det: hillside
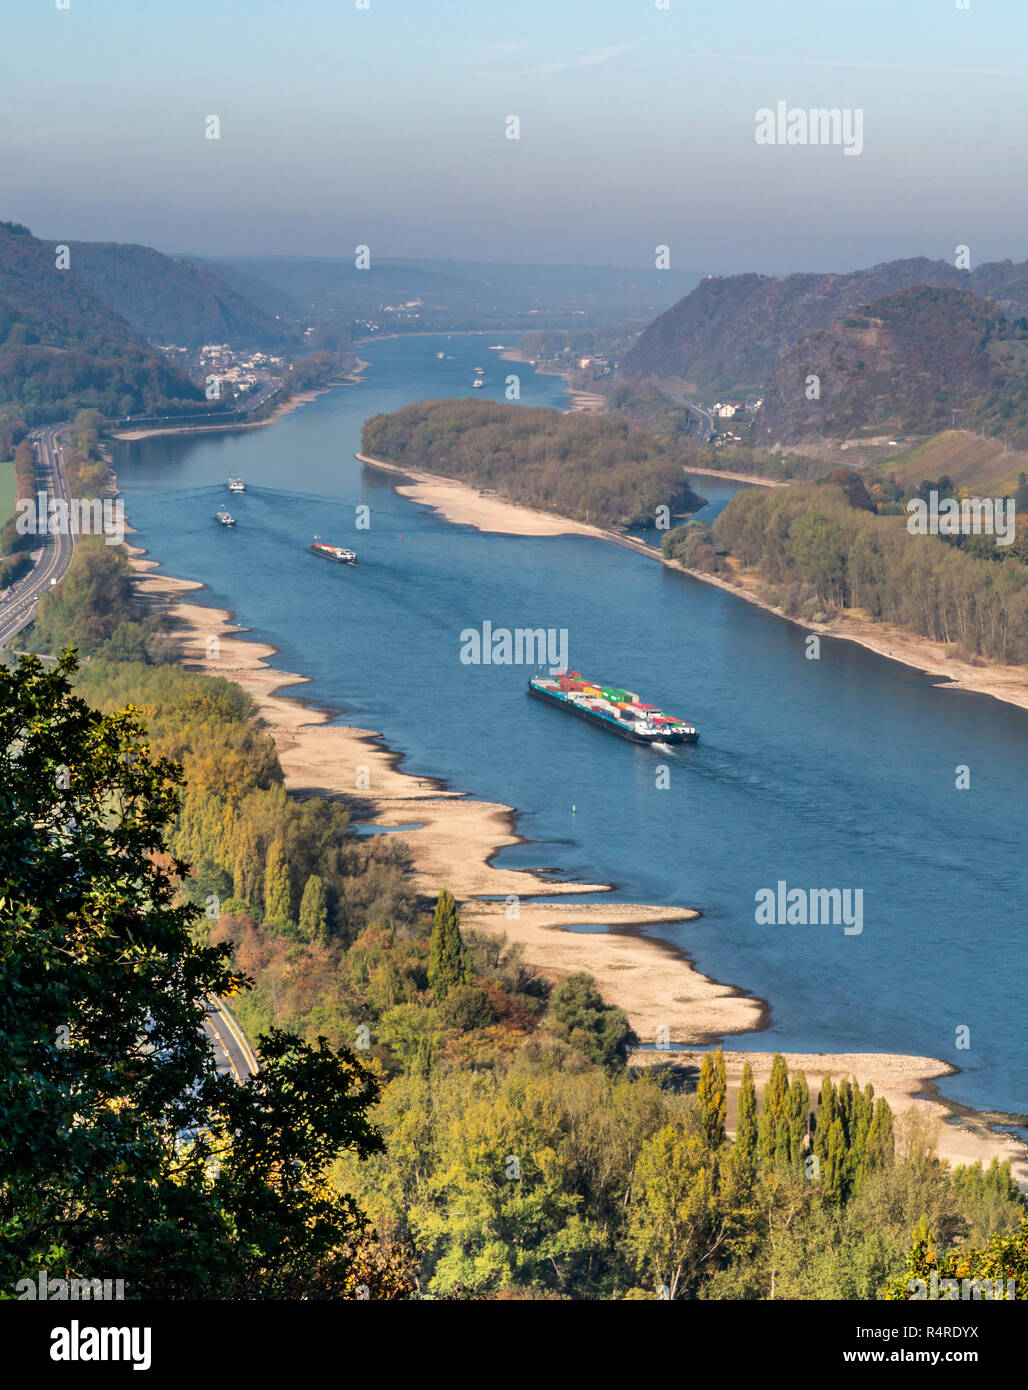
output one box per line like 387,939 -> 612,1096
619,257 -> 1028,396
0,221 -> 204,425
361,397 -> 704,528
63,241 -> 300,350
753,286 -> 1028,452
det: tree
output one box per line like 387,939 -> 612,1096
298,873 -> 328,944
427,888 -> 470,999
263,838 -> 292,925
758,1053 -> 791,1170
697,1046 -> 727,1148
547,972 -> 636,1070
628,1125 -> 735,1299
232,827 -> 262,907
0,652 -> 389,1297
733,1062 -> 758,1186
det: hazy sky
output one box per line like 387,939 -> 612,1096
4,0 -> 1027,275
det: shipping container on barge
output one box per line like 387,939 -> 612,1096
527,671 -> 698,744
310,536 -> 357,564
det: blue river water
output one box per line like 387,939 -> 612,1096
113,332 -> 1028,1118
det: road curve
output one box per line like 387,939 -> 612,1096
203,996 -> 260,1083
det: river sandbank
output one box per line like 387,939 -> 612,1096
124,538 -> 1028,1182
356,452 -> 1028,715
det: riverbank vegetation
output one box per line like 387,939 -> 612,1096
8,542 -> 1024,1299
709,478 -> 1028,661
362,398 -> 704,528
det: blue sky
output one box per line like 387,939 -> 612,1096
4,0 -> 1027,273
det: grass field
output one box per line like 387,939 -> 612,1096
881,430 -> 1028,495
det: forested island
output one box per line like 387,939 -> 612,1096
361,398 -> 705,528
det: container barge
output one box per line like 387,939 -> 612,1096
527,671 -> 698,744
310,536 -> 357,564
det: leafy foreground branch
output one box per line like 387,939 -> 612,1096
0,651 -> 411,1299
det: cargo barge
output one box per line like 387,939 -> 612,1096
310,536 -> 357,564
527,671 -> 698,744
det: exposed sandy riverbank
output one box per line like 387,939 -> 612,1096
126,545 -> 760,1047
125,541 -> 1028,1182
357,452 -> 1028,715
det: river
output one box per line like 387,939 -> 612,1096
113,331 -> 1028,1120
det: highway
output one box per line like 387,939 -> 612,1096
203,996 -> 260,1083
0,425 -> 75,650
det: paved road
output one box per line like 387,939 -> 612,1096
0,425 -> 75,649
203,997 -> 260,1083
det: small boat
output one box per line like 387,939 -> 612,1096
471,380 -> 484,388
310,536 -> 356,564
474,366 -> 484,374
216,511 -> 236,527
436,352 -> 445,359
227,477 -> 245,493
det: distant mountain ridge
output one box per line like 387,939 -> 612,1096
754,285 -> 1028,451
619,257 -> 1028,395
61,241 -> 300,350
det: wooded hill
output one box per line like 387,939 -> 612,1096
61,240 -> 301,350
0,221 -> 205,425
620,256 -> 1028,397
754,286 -> 1028,452
361,398 -> 704,528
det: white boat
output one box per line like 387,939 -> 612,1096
216,511 -> 236,527
436,352 -> 445,359
227,477 -> 245,493
472,380 -> 484,388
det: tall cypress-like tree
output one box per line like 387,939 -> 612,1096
733,1062 -> 758,1187
264,839 -> 292,924
233,829 -> 262,907
697,1047 -> 727,1148
823,1116 -> 850,1205
428,888 -> 470,999
298,873 -> 329,944
757,1053 -> 791,1170
784,1073 -> 810,1164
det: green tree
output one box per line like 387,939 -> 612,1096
547,972 -> 636,1070
232,827 -> 263,907
298,873 -> 328,944
628,1125 -> 734,1299
733,1062 -> 758,1187
427,888 -> 470,999
0,652 -> 387,1298
697,1046 -> 727,1148
263,838 -> 292,925
758,1053 -> 791,1170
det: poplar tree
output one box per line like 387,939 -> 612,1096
733,1062 -> 758,1186
264,839 -> 292,924
233,830 -> 262,907
298,873 -> 328,944
428,888 -> 470,999
758,1053 -> 791,1170
823,1117 -> 851,1205
785,1073 -> 810,1165
696,1047 -> 727,1148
